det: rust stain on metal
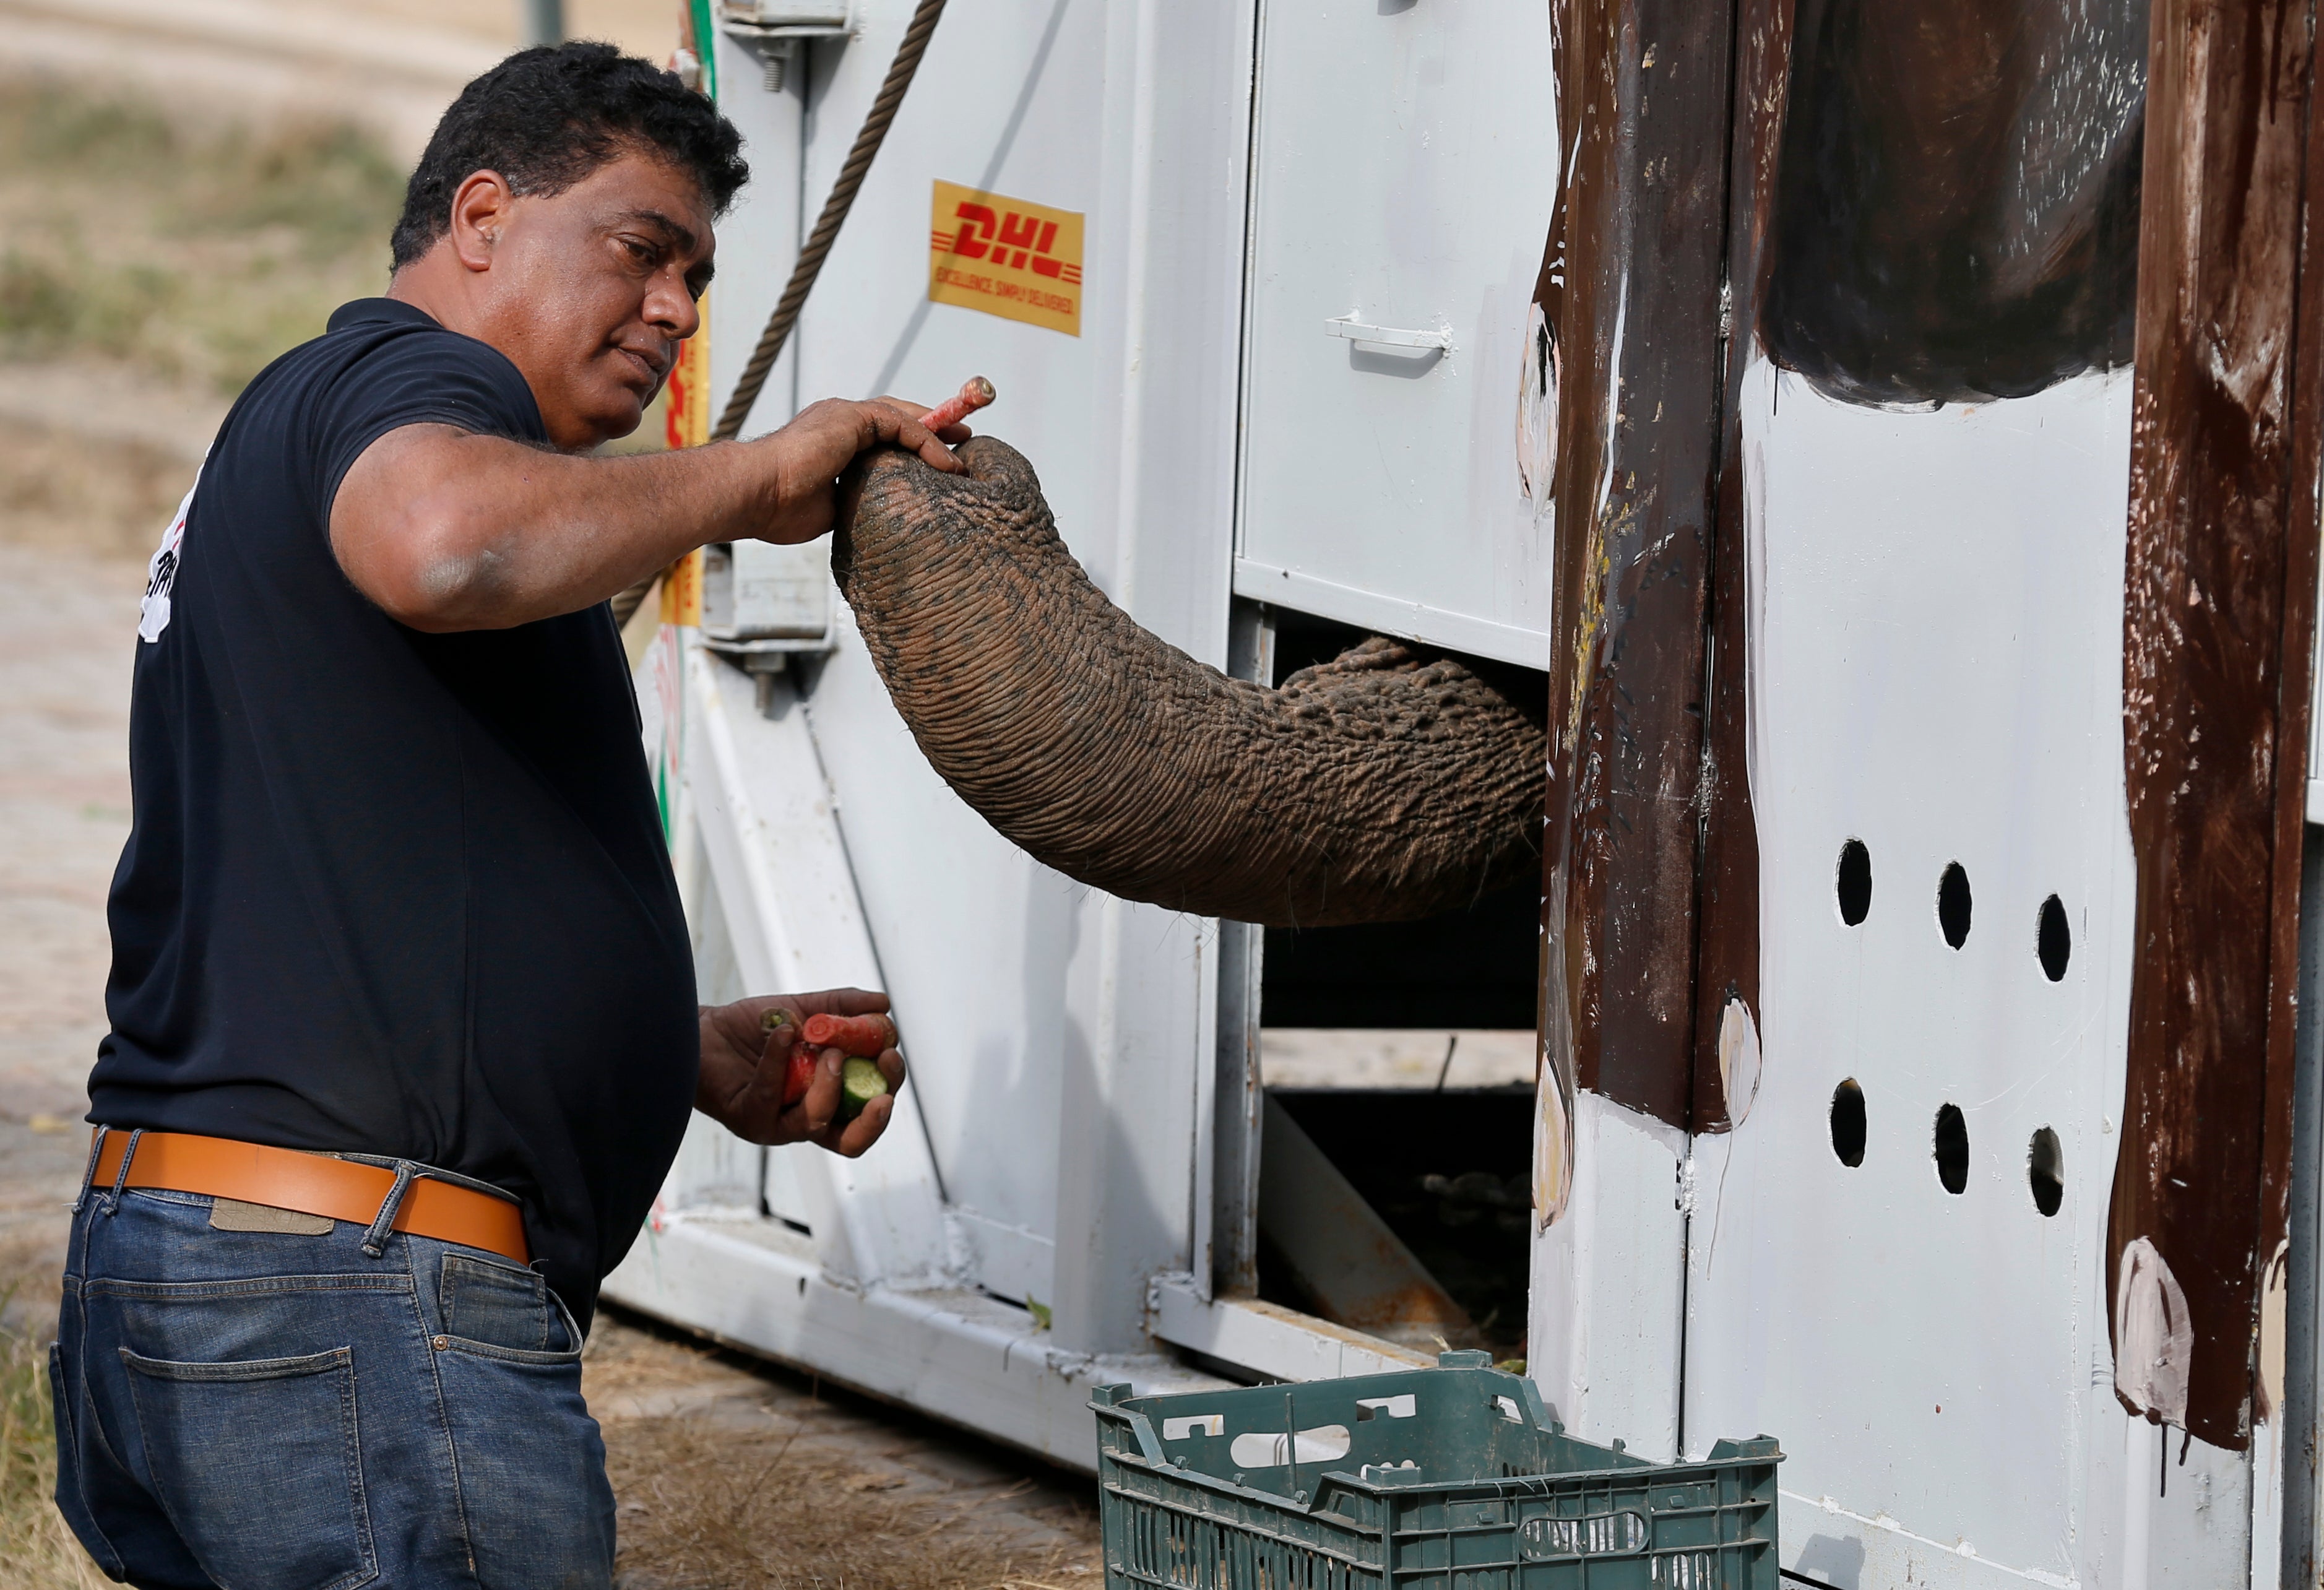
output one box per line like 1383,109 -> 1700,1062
1540,0 -> 1738,1129
2112,0 -> 2318,1451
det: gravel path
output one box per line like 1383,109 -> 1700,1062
0,545 -> 140,1324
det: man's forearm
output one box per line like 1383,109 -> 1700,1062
333,426 -> 787,633
330,395 -> 954,633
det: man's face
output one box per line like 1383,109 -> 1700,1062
469,150 -> 717,450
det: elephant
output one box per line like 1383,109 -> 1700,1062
832,436 -> 1547,928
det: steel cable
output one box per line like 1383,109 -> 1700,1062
712,0 -> 951,443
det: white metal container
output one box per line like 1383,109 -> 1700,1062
602,4 -> 2323,1586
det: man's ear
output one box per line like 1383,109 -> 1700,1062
447,171 -> 515,274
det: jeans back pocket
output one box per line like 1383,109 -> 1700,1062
121,1345 -> 377,1590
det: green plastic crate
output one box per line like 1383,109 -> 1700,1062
1091,1351 -> 1780,1590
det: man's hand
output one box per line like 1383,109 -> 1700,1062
753,397 -> 968,546
694,988 -> 905,1156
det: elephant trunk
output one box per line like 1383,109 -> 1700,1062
833,437 -> 1546,927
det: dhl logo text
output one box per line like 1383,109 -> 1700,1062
931,203 -> 1084,286
927,181 -> 1084,337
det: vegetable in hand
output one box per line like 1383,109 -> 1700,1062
763,1009 -> 820,1108
781,1042 -> 817,1107
801,1012 -> 897,1055
766,1007 -> 896,1114
922,376 -> 995,434
840,1056 -> 891,1120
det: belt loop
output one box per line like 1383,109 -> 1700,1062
73,1126 -> 108,1214
102,1128 -> 142,1216
360,1162 -> 418,1258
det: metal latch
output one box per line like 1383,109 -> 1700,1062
717,0 -> 851,25
700,540 -> 835,657
1324,314 -> 1453,353
718,1 -> 853,92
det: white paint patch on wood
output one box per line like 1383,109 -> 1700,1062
1717,996 -> 1762,1129
2114,1235 -> 2193,1425
1534,1039 -> 1575,1229
2257,1237 -> 2289,1425
1516,299 -> 1559,509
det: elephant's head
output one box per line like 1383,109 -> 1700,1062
834,437 -> 1546,927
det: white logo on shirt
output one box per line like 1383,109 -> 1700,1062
139,467 -> 202,644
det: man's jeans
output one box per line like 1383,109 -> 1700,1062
49,1173 -> 615,1589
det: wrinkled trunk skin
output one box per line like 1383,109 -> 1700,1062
834,438 -> 1547,927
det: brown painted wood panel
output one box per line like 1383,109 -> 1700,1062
2112,0 -> 2318,1451
1539,0 -> 1738,1129
2265,0 -> 2324,1438
1688,0 -> 1792,1132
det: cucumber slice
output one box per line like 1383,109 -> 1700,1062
840,1056 -> 891,1120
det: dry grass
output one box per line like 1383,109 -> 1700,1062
0,426 -> 196,561
587,1323 -> 1103,1590
0,1314 -> 106,1590
605,1413 -> 1101,1590
0,76 -> 404,563
0,78 -> 404,397
0,1240 -> 105,1590
0,73 -> 677,564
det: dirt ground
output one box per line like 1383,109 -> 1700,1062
0,15 -> 1109,1586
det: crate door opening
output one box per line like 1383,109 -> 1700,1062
1253,615 -> 1542,1360
1236,0 -> 1558,668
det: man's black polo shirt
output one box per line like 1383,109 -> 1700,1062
92,298 -> 699,1326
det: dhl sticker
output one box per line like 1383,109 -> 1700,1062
928,180 -> 1083,337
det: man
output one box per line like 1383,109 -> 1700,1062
51,43 -> 955,1587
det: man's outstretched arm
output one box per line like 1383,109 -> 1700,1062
330,396 -> 961,633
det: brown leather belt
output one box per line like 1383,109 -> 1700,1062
89,1130 -> 529,1265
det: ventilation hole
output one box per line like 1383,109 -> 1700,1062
1933,1104 -> 1969,1194
1829,1079 -> 1867,1167
1937,863 -> 1972,948
1836,839 -> 1872,926
2037,895 -> 2070,981
2028,1127 -> 2064,1216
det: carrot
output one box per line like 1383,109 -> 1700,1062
922,376 -> 995,433
802,1012 -> 897,1055
781,1040 -> 818,1108
763,1009 -> 824,1108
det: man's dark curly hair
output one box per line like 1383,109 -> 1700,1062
391,41 -> 749,269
